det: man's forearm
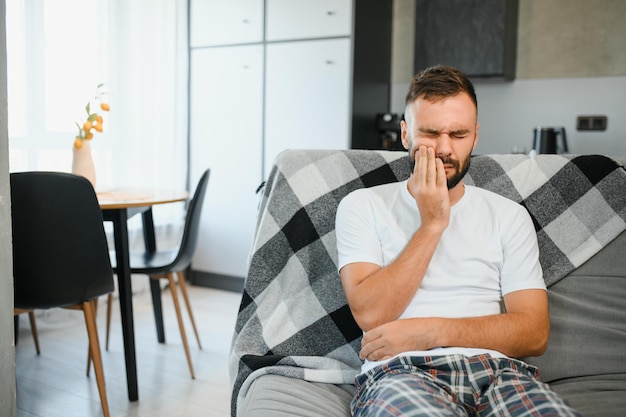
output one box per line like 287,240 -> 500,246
359,289 -> 550,361
430,311 -> 549,358
341,224 -> 444,331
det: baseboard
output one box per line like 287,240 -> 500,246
188,269 -> 244,293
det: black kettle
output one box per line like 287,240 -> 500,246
533,127 -> 568,154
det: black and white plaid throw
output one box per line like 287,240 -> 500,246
229,149 -> 626,416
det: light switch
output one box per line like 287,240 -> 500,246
577,115 -> 607,131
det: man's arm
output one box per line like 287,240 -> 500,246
340,224 -> 443,332
358,288 -> 550,360
340,146 -> 449,332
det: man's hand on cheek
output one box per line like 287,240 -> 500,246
407,146 -> 450,230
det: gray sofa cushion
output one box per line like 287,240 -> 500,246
548,376 -> 626,417
238,374 -> 353,417
525,231 -> 626,416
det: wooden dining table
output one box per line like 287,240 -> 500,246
97,188 -> 189,401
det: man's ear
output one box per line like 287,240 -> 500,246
401,119 -> 410,150
472,122 -> 480,150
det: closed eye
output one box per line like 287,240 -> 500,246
417,128 -> 439,138
450,130 -> 470,139
417,128 -> 471,139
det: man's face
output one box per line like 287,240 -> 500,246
400,93 -> 479,190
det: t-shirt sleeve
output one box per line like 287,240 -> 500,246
335,190 -> 384,272
499,204 -> 546,295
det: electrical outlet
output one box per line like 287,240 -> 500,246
577,115 -> 607,131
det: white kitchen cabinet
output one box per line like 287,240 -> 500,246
189,1 -> 392,285
265,0 -> 352,41
264,38 -> 351,177
189,45 -> 263,278
190,0 -> 263,47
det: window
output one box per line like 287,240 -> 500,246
7,0 -> 189,239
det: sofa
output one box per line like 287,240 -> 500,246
230,149 -> 626,417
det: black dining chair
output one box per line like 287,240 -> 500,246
11,171 -> 114,417
104,168 -> 210,379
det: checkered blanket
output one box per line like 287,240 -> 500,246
229,149 -> 626,416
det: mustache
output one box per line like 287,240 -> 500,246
439,156 -> 460,169
410,155 -> 460,170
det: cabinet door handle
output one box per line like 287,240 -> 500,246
325,60 -> 334,65
327,11 -> 336,16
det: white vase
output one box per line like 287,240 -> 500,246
72,140 -> 97,189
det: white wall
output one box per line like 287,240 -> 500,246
391,75 -> 626,157
391,0 -> 626,158
0,0 -> 17,412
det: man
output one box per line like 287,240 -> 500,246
335,65 -> 580,416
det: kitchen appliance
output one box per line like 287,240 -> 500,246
533,127 -> 568,154
375,113 -> 404,150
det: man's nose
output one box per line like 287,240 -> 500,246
436,135 -> 453,156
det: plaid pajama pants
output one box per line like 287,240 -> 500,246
352,354 -> 582,417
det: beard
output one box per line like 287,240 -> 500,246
409,151 -> 471,190
443,154 -> 470,189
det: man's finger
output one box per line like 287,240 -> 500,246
436,158 -> 447,187
416,146 -> 427,182
426,147 -> 437,184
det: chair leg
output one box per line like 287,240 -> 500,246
87,299 -> 98,376
68,301 -> 109,417
14,309 -> 41,355
86,350 -> 91,377
86,297 -> 101,377
92,292 -> 113,378
83,299 -> 111,417
105,293 -> 113,351
176,271 -> 202,349
27,311 -> 41,355
166,273 -> 195,379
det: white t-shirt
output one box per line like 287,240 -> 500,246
335,180 -> 545,372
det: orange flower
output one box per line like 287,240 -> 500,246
74,84 -> 110,149
74,137 -> 83,149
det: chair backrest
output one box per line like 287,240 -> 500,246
11,172 -> 114,309
169,168 -> 210,270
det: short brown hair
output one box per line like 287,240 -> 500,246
405,65 -> 477,112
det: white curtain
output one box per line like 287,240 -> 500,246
6,0 -> 189,238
